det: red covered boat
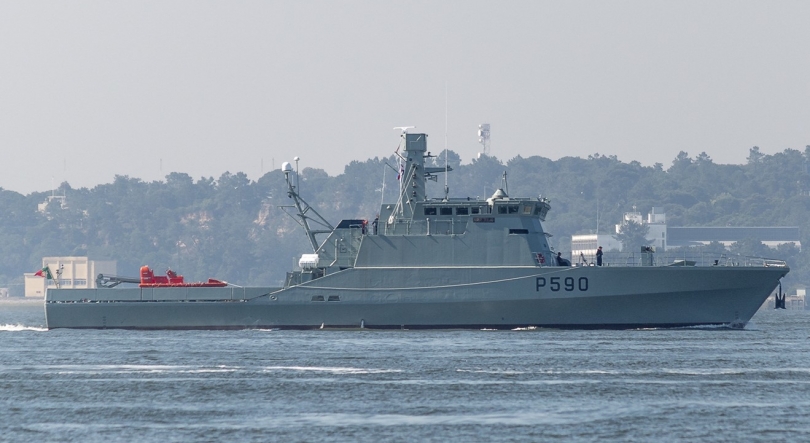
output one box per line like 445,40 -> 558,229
139,266 -> 226,288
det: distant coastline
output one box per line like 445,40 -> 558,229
0,297 -> 43,304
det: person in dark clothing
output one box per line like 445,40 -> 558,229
556,252 -> 570,266
372,215 -> 379,235
596,246 -> 603,266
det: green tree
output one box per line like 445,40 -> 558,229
747,146 -> 764,164
615,220 -> 650,252
728,238 -> 772,258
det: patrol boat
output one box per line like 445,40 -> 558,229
44,131 -> 789,330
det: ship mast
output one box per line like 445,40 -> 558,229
280,161 -> 334,252
390,130 -> 454,221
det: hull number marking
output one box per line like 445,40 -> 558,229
536,277 -> 588,292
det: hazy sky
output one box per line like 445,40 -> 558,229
2,1 -> 809,194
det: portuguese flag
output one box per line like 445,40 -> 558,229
34,266 -> 54,279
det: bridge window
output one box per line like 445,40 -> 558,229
440,207 -> 452,216
328,295 -> 341,302
471,207 -> 480,214
497,205 -> 519,214
424,207 -> 437,215
311,295 -> 325,302
456,207 -> 469,215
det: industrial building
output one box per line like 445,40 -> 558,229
24,257 -> 116,298
571,207 -> 800,262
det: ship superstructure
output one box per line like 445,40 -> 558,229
284,132 -> 554,288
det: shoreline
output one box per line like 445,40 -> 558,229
0,297 -> 43,305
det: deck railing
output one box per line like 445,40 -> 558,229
573,251 -> 788,268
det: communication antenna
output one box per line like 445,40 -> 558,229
380,163 -> 386,208
444,82 -> 449,200
478,123 -> 491,157
596,196 -> 600,235
294,156 -> 300,192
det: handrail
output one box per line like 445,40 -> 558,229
574,251 -> 788,268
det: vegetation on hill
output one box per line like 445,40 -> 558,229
1,146 -> 807,295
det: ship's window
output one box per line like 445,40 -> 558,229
509,229 -> 529,234
471,207 -> 480,214
440,207 -> 452,215
456,207 -> 469,215
328,295 -> 340,302
311,295 -> 325,302
523,205 -> 533,214
498,206 -> 507,214
508,205 -> 519,214
424,207 -> 437,215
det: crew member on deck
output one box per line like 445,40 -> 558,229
596,246 -> 603,266
556,252 -> 570,267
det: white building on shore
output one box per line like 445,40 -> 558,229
24,257 -> 116,298
571,207 -> 800,262
570,234 -> 621,265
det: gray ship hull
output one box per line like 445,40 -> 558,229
45,265 -> 787,330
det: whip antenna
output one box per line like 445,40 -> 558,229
444,82 -> 449,200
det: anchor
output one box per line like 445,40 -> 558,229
774,281 -> 786,310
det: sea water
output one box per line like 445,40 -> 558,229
1,299 -> 809,442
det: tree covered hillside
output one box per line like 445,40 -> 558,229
1,146 -> 807,295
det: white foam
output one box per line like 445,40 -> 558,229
456,368 -> 528,375
49,364 -> 241,374
258,410 -> 584,427
0,324 -> 47,332
262,366 -> 402,374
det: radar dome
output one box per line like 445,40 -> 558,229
281,162 -> 293,173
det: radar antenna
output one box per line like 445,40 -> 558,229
393,126 -> 416,135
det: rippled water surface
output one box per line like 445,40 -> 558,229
2,299 -> 810,442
